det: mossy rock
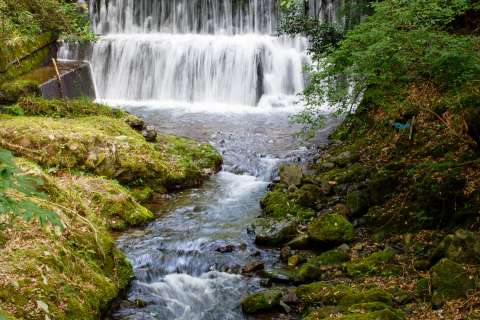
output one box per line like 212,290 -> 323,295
432,229 -> 480,264
295,282 -> 393,307
307,214 -> 354,245
430,258 -> 475,306
345,248 -> 401,278
58,175 -> 155,231
318,163 -> 367,184
279,164 -> 303,187
296,249 -> 350,283
0,80 -> 40,105
0,114 -> 221,191
254,218 -> 299,246
261,188 -> 315,220
241,290 -> 283,314
346,189 -> 370,217
330,151 -> 359,167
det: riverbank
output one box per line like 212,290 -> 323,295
0,96 -> 222,319
243,102 -> 480,319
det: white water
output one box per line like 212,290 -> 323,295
59,0 -> 315,109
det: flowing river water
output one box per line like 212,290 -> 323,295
60,0 -> 339,318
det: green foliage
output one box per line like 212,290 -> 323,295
294,0 -> 480,131
0,0 -> 94,70
0,149 -> 60,225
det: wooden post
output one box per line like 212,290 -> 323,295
51,58 -> 65,99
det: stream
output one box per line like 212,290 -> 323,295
59,0 -> 339,318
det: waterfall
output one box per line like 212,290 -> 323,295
60,0 -> 311,109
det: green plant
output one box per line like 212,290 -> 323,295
0,148 -> 61,225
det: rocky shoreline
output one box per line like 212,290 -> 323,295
0,96 -> 222,319
240,108 -> 480,319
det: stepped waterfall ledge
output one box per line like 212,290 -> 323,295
59,0 -> 312,108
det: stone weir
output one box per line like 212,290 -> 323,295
38,60 -> 97,100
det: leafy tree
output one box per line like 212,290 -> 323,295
0,148 -> 61,226
288,0 -> 480,133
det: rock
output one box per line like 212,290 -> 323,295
346,248 -> 401,278
367,175 -> 396,205
295,249 -> 350,283
254,218 -> 299,246
242,261 -> 265,273
280,246 -> 290,262
334,203 -> 350,216
286,234 -> 310,249
288,255 -> 301,268
215,245 -> 235,253
331,151 -> 359,167
262,268 -> 295,284
125,116 -> 146,131
241,290 -> 283,314
279,164 -> 303,187
430,258 -> 475,307
432,229 -> 480,264
337,243 -> 351,253
317,161 -> 336,172
346,189 -> 370,217
142,125 -> 158,142
307,213 -> 354,245
260,189 -> 315,219
295,282 -> 393,307
294,184 -> 324,208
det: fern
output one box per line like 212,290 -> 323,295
0,148 -> 61,226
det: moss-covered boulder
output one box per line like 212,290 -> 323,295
0,80 -> 40,105
307,213 -> 354,245
279,164 -> 303,187
432,229 -> 480,264
346,189 -> 370,217
0,114 -> 221,191
295,281 -> 393,307
254,218 -> 299,246
58,175 -> 155,231
241,290 -> 283,314
430,258 -> 475,306
345,248 -> 401,278
296,249 -> 350,283
261,188 -> 315,219
330,151 -> 359,167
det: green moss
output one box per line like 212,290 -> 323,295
0,114 -> 221,191
241,290 -> 283,314
337,309 -> 403,320
295,282 -> 393,307
296,249 -> 350,283
345,248 -> 401,278
430,258 -> 475,306
261,188 -> 315,219
317,163 -> 367,184
0,80 -> 40,105
0,160 -> 134,319
60,175 -> 155,231
16,97 -> 126,118
307,213 -> 354,244
161,135 -> 222,188
0,33 -> 54,84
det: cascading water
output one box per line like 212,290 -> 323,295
60,0 -> 310,108
60,0 -> 340,319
